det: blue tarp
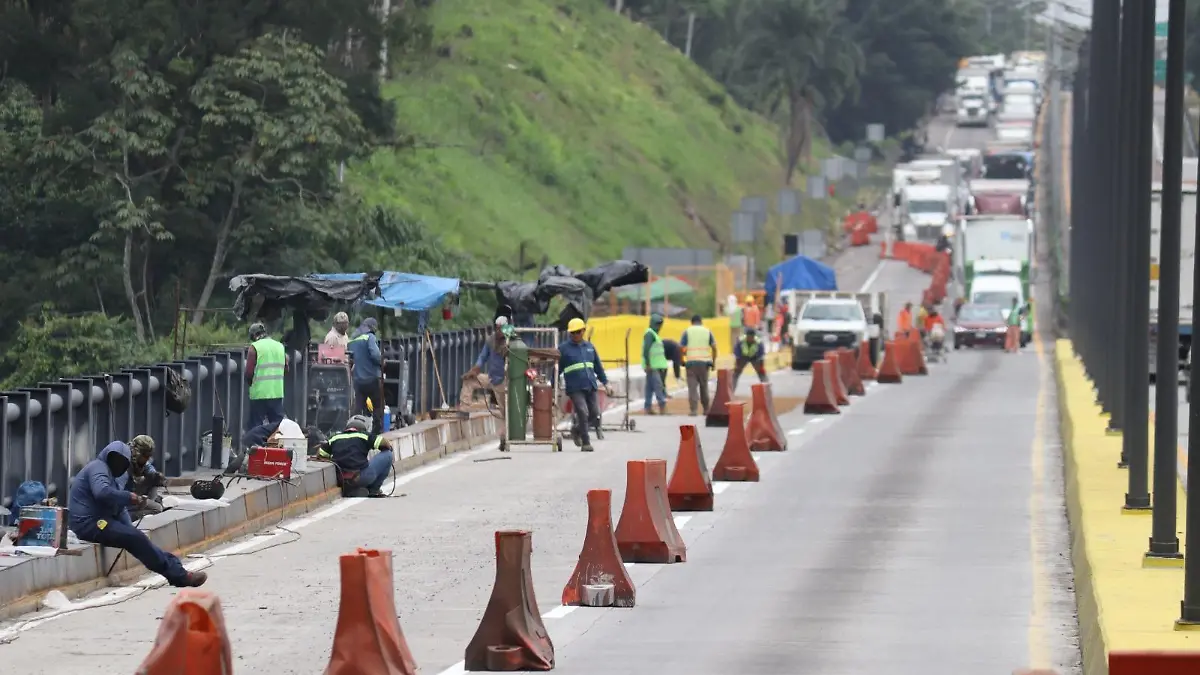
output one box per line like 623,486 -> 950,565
310,272 -> 460,313
764,256 -> 838,300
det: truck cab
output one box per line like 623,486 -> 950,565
902,183 -> 954,242
965,260 -> 1032,346
785,292 -> 886,370
956,93 -> 989,127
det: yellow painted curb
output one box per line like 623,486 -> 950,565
1055,340 -> 1200,675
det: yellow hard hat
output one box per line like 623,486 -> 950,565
744,295 -> 754,303
567,318 -> 586,333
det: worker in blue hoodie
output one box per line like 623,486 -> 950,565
347,317 -> 385,433
69,441 -> 207,587
559,318 -> 612,452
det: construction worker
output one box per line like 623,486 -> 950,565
245,323 -> 288,431
896,302 -> 914,334
322,415 -> 393,498
743,295 -> 762,332
642,313 -> 669,414
731,328 -> 768,392
559,318 -> 612,452
1005,298 -> 1024,353
725,295 -> 743,347
916,303 -> 931,338
463,317 -> 511,417
123,435 -> 166,520
680,315 -> 717,416
324,312 -> 351,349
347,317 -> 385,433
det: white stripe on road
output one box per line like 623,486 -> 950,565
859,259 -> 886,293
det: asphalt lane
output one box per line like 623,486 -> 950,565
0,117 -> 1081,674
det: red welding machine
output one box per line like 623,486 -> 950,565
245,446 -> 293,480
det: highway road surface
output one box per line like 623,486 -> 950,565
0,116 -> 1082,674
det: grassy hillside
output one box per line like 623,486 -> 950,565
351,0 -> 845,270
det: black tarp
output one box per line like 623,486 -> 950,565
483,260 -> 649,329
574,260 -> 649,297
230,274 -> 382,323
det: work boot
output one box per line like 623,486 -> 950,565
644,408 -> 656,415
581,443 -> 595,452
594,426 -> 605,441
367,489 -> 386,498
180,571 -> 208,588
657,402 -> 667,415
571,429 -> 582,447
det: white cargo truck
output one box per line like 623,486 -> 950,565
1148,177 -> 1197,379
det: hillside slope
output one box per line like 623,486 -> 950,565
352,0 -> 835,270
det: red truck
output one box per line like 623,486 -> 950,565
971,191 -> 1025,216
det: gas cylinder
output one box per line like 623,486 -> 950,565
505,336 -> 529,440
531,380 -> 554,440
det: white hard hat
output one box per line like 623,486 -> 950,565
495,316 -> 509,326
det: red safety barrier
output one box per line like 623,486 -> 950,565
876,341 -> 904,384
667,425 -> 715,510
614,459 -> 687,563
712,401 -> 760,481
747,383 -> 787,451
326,549 -> 419,675
823,355 -> 850,406
562,489 -> 636,608
705,368 -> 734,428
836,348 -> 865,396
1110,651 -> 1200,674
857,340 -> 878,380
464,531 -> 555,671
803,361 -> 841,414
850,227 -> 870,247
136,590 -> 235,675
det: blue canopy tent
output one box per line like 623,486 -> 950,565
763,255 -> 838,302
310,272 -> 461,316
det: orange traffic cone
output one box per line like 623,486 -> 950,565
614,459 -> 687,563
857,341 -> 877,381
712,401 -> 760,481
747,383 -> 787,451
135,590 -> 234,675
667,425 -> 714,510
464,531 -> 555,671
325,549 -> 418,675
876,341 -> 903,384
803,361 -> 841,413
562,489 -> 636,608
705,369 -> 734,428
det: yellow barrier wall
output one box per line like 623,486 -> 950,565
587,315 -> 734,367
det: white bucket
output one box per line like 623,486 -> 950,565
281,438 -> 307,474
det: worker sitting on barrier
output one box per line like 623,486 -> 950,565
124,435 -> 167,520
322,415 -> 394,498
69,441 -> 206,587
560,318 -> 612,452
731,328 -> 768,392
462,316 -> 512,417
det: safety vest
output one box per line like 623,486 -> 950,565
729,307 -> 743,328
738,338 -> 761,360
562,361 -> 595,375
645,329 -> 669,369
322,430 -> 386,470
683,325 -> 713,363
249,337 -> 286,400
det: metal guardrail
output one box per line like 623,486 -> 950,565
0,324 -> 561,510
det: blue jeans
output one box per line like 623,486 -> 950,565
644,369 -> 667,410
246,397 -> 285,431
356,451 -> 394,491
74,518 -> 190,586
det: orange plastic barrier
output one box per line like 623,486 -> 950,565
857,340 -> 878,380
836,348 -> 865,395
1110,652 -> 1200,674
562,489 -> 636,608
747,383 -> 787,451
823,355 -> 850,406
803,361 -> 841,414
892,240 -> 910,261
326,549 -> 418,675
705,368 -> 734,428
876,341 -> 904,384
849,227 -> 870,246
712,401 -> 760,481
136,590 -> 234,675
464,531 -> 555,671
615,459 -> 687,563
667,425 -> 715,509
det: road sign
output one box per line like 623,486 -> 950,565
866,124 -> 885,142
806,175 -> 827,200
777,188 -> 800,216
822,157 -> 845,181
730,210 -> 760,243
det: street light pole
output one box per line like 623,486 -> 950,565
1149,0 -> 1186,559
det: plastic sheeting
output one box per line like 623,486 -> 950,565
311,272 -> 461,313
485,260 -> 650,329
764,256 -> 838,301
230,273 -> 382,322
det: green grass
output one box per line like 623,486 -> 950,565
350,0 -> 851,272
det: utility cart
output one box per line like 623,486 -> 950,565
500,327 -> 567,452
587,326 -> 636,432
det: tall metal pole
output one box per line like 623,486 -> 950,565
1122,0 -> 1154,510
1149,0 -> 1186,558
1089,0 -> 1117,415
1112,0 -> 1133,447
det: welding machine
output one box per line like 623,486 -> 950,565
245,446 -> 293,481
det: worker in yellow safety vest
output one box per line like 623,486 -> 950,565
731,328 -> 768,392
642,313 -> 669,414
680,315 -> 717,416
245,323 -> 288,431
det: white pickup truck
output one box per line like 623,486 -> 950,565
782,291 -> 888,370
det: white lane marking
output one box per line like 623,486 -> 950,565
436,664 -> 467,675
673,515 -> 693,529
859,260 -> 886,293
788,428 -> 806,436
712,482 -> 731,494
542,605 -> 578,620
810,418 -> 825,425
